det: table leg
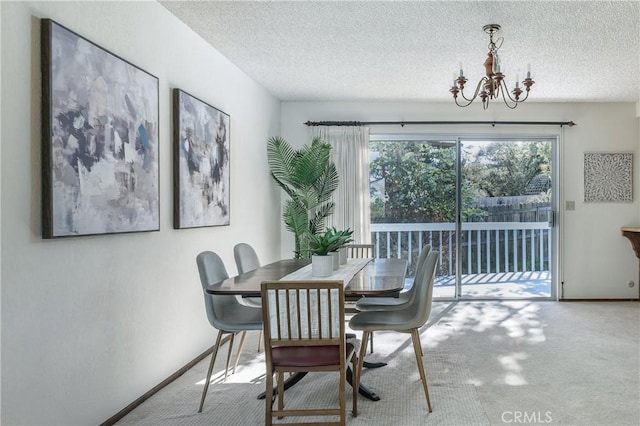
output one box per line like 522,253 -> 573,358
362,360 -> 387,369
257,372 -> 308,400
345,365 -> 380,401
257,365 -> 383,402
257,334 -> 388,401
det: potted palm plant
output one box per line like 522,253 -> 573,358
267,136 -> 338,259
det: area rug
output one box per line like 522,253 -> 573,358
116,322 -> 489,425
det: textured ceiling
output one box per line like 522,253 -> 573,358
162,1 -> 640,103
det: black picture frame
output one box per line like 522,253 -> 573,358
173,89 -> 231,229
41,19 -> 160,238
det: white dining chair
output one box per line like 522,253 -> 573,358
195,250 -> 263,413
349,251 -> 439,412
233,243 -> 264,351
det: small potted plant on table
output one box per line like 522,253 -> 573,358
331,228 -> 354,265
309,228 -> 354,275
309,229 -> 344,277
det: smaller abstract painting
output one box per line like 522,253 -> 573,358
173,89 -> 230,229
584,152 -> 633,202
41,19 -> 160,238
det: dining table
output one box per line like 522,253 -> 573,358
205,257 -> 408,401
205,257 -> 407,298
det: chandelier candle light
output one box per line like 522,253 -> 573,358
450,24 -> 534,109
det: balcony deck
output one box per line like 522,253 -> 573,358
431,270 -> 552,298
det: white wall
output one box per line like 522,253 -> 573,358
1,1 -> 281,424
281,101 -> 640,299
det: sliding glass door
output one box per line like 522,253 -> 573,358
458,138 -> 554,299
369,136 -> 458,298
369,135 -> 556,300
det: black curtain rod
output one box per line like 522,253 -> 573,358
304,120 -> 576,127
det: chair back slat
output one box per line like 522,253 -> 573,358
317,288 -> 324,339
275,290 -> 282,339
295,289 -> 301,339
306,289 -> 313,339
285,291 -> 292,339
327,289 -> 333,339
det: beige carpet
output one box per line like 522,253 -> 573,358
114,301 -> 640,425
116,316 -> 489,425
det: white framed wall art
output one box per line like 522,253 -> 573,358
584,152 -> 633,202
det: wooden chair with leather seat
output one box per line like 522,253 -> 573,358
260,280 -> 359,426
344,243 -> 374,259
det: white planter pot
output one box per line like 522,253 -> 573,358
330,252 -> 340,271
312,255 -> 333,277
339,247 -> 347,265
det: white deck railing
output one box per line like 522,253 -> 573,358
370,222 -> 551,276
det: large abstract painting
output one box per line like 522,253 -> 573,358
41,19 -> 159,238
173,89 -> 230,229
584,152 -> 633,202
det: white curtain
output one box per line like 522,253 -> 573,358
311,126 -> 371,244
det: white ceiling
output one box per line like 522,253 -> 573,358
161,0 -> 640,103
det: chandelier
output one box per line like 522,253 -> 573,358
450,24 -> 534,109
